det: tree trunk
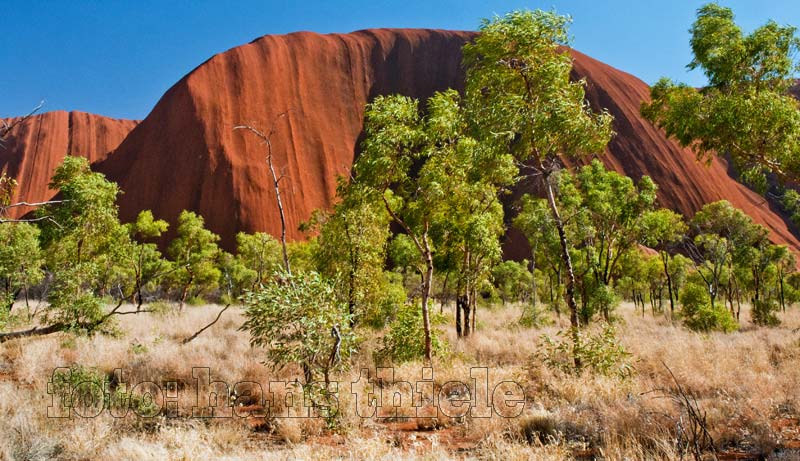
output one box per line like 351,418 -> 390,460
470,286 -> 477,333
179,283 -> 190,311
421,244 -> 434,362
662,252 -> 675,315
779,273 -> 786,313
441,272 -> 449,314
543,172 -> 581,369
462,293 -> 471,337
530,256 -> 537,309
455,294 -> 463,337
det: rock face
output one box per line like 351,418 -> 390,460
97,29 -> 473,249
5,29 -> 799,253
0,111 -> 137,217
572,49 -> 798,247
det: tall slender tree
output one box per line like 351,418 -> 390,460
464,10 -> 613,366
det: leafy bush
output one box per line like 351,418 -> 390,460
375,302 -> 447,364
361,271 -> 407,329
241,271 -> 357,385
752,299 -> 781,326
538,326 -> 633,378
518,303 -> 553,328
586,283 -> 620,322
679,283 -> 738,332
50,365 -> 159,416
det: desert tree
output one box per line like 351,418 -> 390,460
0,222 -> 43,313
641,209 -> 688,314
642,3 -> 800,187
235,112 -> 293,274
688,200 -> 767,316
122,210 -> 170,310
167,210 -> 222,309
311,177 -> 392,327
0,157 -> 138,341
234,231 -> 283,290
464,10 -> 613,365
355,90 -> 504,359
241,270 -> 356,389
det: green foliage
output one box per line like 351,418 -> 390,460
538,326 -> 633,378
50,365 -> 159,416
0,173 -> 17,210
313,178 -> 393,326
241,271 -> 356,384
515,162 -> 655,323
492,260 -> 533,304
286,239 -> 319,274
464,10 -> 613,164
583,282 -> 621,322
120,210 -> 170,306
356,88 -> 511,355
360,271 -> 407,329
642,3 -> 800,184
235,232 -> 282,289
0,222 -> 43,310
641,209 -> 688,251
752,299 -> 780,326
679,282 -> 738,332
37,156 -> 128,328
375,302 -> 447,364
167,211 -> 222,307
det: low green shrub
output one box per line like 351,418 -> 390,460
374,302 -> 447,364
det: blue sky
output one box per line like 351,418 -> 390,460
2,1 -> 799,120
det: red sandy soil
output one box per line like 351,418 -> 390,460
0,111 -> 137,217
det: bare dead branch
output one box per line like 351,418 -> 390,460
181,304 -> 231,344
234,111 -> 294,275
0,100 -> 45,148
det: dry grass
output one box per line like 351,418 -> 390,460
1,301 -> 800,460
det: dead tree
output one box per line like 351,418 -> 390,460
235,112 -> 293,275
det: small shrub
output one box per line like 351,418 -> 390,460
679,283 -> 738,332
538,325 -> 633,378
374,302 -> 448,364
50,365 -> 159,416
518,303 -> 553,328
241,270 -> 357,385
361,271 -> 407,329
146,300 -> 173,316
751,299 -> 781,326
185,295 -> 207,306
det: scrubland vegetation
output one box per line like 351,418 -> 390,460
2,302 -> 800,460
2,4 -> 800,461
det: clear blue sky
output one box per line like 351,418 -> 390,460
2,1 -> 799,120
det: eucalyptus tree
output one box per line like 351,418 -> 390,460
235,231 -> 283,290
355,89 -> 511,359
1,156 -> 134,341
312,178 -> 392,327
641,209 -> 688,314
642,3 -> 800,187
167,210 -> 222,309
464,10 -> 613,357
38,156 -> 131,329
688,200 -> 768,315
120,211 -> 170,310
0,222 -> 43,312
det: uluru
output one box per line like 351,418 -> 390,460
2,29 -> 798,253
89,29 -> 798,252
0,111 -> 137,217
